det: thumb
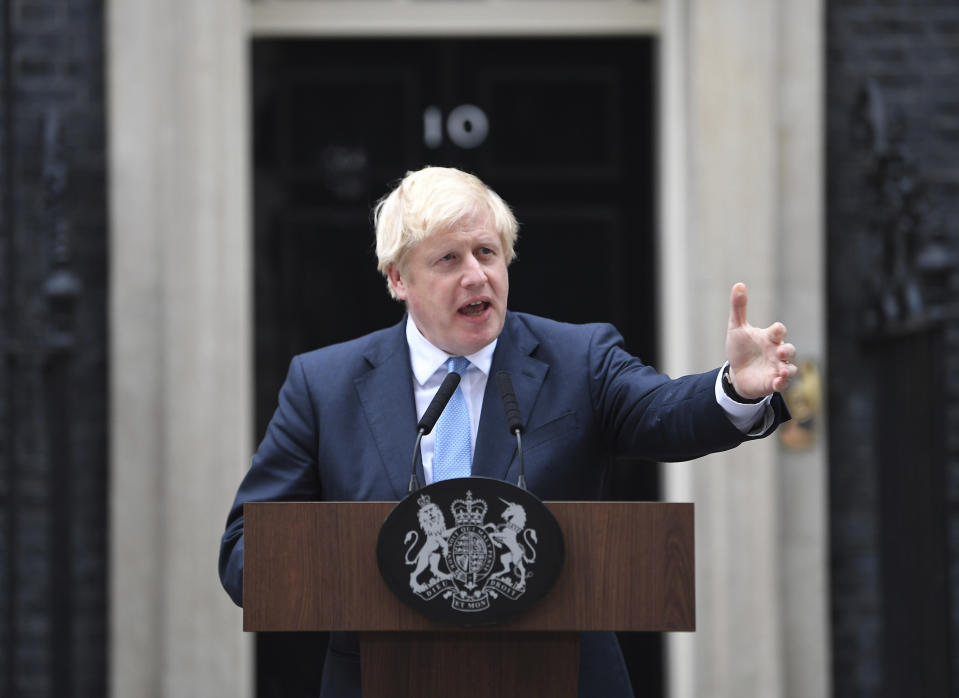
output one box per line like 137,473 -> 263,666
728,282 -> 748,330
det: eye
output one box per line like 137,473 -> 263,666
438,252 -> 456,263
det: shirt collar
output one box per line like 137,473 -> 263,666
405,315 -> 497,386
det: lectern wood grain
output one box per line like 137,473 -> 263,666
360,632 -> 579,698
244,501 -> 694,632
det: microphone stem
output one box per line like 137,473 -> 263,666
515,430 -> 526,490
409,429 -> 425,492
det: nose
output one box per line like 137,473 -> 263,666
461,254 -> 488,288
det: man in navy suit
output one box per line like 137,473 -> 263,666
219,166 -> 796,697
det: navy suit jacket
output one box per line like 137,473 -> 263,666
219,312 -> 788,697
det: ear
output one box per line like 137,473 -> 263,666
387,264 -> 408,300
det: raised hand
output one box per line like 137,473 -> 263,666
725,283 -> 798,399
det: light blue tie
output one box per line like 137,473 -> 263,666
432,356 -> 472,481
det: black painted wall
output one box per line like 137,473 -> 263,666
827,2 -> 959,696
0,0 -> 108,696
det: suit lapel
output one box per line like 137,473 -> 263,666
353,314 -> 549,494
472,314 -> 549,482
353,319 -> 420,500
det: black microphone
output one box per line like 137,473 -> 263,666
408,372 -> 461,492
417,372 -> 461,435
496,371 -> 525,434
495,371 -> 528,490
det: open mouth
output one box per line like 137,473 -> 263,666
459,300 -> 490,317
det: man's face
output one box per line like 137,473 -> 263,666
388,212 -> 509,356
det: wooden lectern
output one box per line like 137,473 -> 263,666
244,501 -> 694,697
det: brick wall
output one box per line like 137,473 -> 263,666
827,2 -> 959,696
0,0 -> 108,695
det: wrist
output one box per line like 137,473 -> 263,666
722,364 -> 763,404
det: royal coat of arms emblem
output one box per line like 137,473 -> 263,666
405,491 -> 538,611
377,477 -> 564,626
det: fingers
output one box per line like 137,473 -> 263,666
777,342 -> 796,362
728,282 -> 748,329
772,344 -> 798,392
768,322 -> 787,343
772,362 -> 799,392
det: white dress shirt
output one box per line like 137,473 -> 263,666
714,363 -> 774,435
405,317 -> 772,483
406,318 -> 496,483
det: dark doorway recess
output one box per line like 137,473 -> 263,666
253,36 -> 660,698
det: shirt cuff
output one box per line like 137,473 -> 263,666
714,362 -> 774,435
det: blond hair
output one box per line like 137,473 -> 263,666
374,167 -> 518,298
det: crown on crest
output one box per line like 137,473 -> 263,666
451,490 -> 487,525
417,494 -> 432,508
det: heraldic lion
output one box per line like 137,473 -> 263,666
404,499 -> 454,593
